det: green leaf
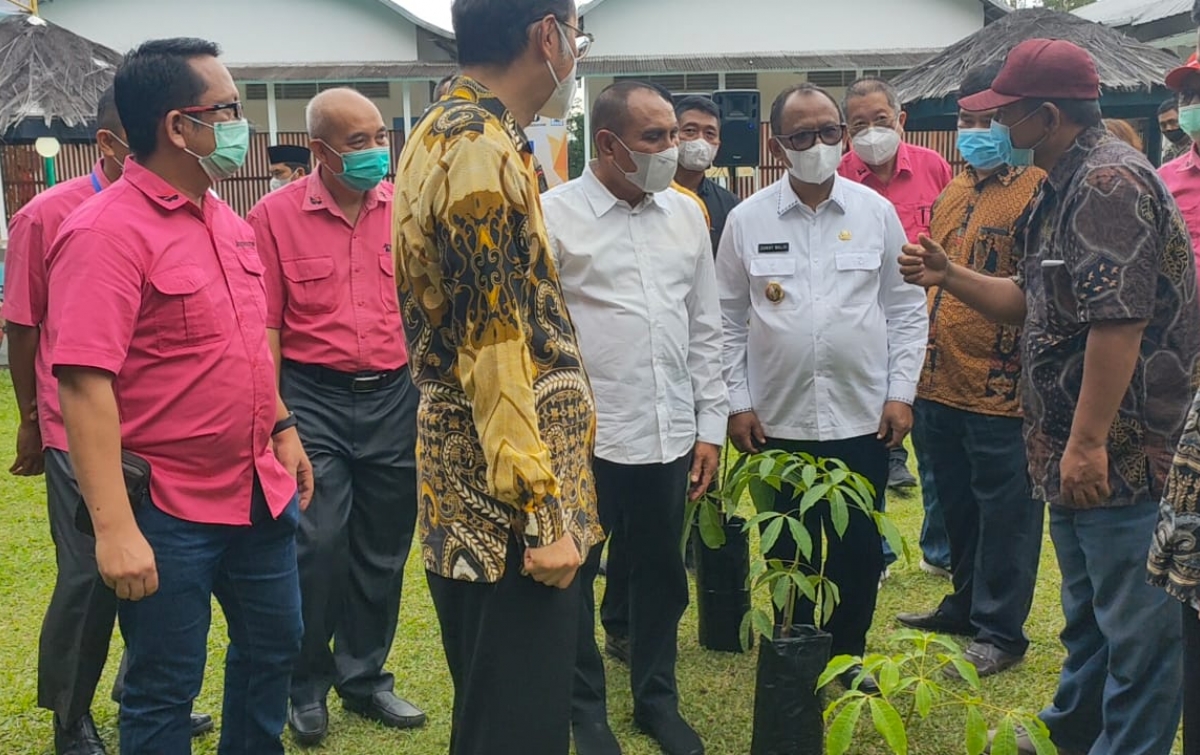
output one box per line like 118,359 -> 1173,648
802,463 -> 817,489
818,655 -> 862,690
868,697 -> 908,755
820,580 -> 838,627
785,516 -> 813,561
830,493 -> 850,539
772,571 -> 793,611
789,571 -> 817,602
698,500 -> 727,549
739,611 -> 755,652
990,718 -> 1017,755
874,512 -> 906,562
826,698 -> 866,755
965,705 -> 988,755
949,657 -> 982,689
751,608 -> 775,641
1019,716 -> 1057,755
758,454 -> 778,481
799,482 -> 832,514
914,680 -> 933,719
830,466 -> 848,485
747,474 -> 777,508
760,516 -> 785,557
878,661 -> 901,697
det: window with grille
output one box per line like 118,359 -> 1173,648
616,73 -> 719,94
242,81 -> 392,101
860,68 -> 908,82
725,72 -> 758,89
806,70 -> 857,87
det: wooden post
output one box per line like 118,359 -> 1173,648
266,82 -> 279,145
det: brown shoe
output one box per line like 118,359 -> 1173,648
945,641 -> 1023,679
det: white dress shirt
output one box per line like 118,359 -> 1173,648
543,166 -> 728,465
717,175 -> 928,442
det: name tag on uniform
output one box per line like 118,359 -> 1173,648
757,242 -> 790,254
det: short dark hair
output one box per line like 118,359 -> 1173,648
452,0 -> 573,68
1160,98 -> 1180,116
957,61 -> 1004,101
675,95 -> 720,122
95,84 -> 122,133
843,76 -> 900,116
770,83 -> 843,135
114,37 -> 221,159
591,80 -> 672,140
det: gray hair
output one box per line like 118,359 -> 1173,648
842,77 -> 900,116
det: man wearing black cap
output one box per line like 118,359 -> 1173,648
267,144 -> 311,192
901,39 -> 1199,755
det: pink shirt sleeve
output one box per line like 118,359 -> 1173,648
248,204 -> 286,329
48,228 -> 142,377
1,212 -> 48,327
936,155 -> 954,190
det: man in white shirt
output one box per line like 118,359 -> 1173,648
718,83 -> 927,688
543,81 -> 727,755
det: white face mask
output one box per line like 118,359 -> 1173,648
678,139 -> 717,171
782,142 -> 842,185
539,23 -> 578,120
851,126 -> 902,166
269,177 -> 286,192
615,136 -> 679,194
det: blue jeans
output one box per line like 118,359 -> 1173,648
913,401 -> 1042,655
118,492 -> 303,755
1042,503 -> 1182,755
911,417 -> 951,570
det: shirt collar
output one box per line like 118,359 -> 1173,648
1182,144 -> 1200,173
1045,126 -> 1108,193
121,158 -> 198,212
91,159 -> 114,191
967,163 -> 1024,188
581,165 -> 670,217
449,74 -> 533,156
302,166 -> 382,219
776,174 -> 849,216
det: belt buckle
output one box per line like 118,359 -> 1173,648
351,374 -> 383,393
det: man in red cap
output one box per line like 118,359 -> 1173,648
901,38 -> 1198,755
1160,53 -> 1200,270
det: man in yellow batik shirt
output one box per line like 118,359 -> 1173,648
391,1 -> 600,754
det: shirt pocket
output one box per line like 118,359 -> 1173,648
146,265 -> 224,352
748,256 -> 800,312
896,203 -> 933,239
834,250 -> 882,304
378,251 -> 399,313
280,256 -> 337,315
237,244 -> 268,318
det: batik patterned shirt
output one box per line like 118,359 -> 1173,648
1020,127 -> 1200,509
919,165 -> 1044,417
392,75 -> 601,582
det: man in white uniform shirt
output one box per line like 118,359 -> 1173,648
543,81 -> 727,755
717,83 -> 927,688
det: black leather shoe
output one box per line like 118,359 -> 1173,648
573,718 -> 623,755
190,712 -> 214,738
287,701 -> 328,747
54,712 -> 107,755
342,691 -> 426,730
634,711 -> 704,755
837,664 -> 881,696
896,608 -> 974,636
945,641 -> 1024,680
605,634 -> 631,666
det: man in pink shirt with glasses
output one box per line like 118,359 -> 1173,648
46,38 -> 311,755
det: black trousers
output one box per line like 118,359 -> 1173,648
428,536 -> 580,755
913,400 -> 1043,656
1186,607 -> 1200,755
762,435 -> 887,657
283,364 -> 419,705
38,448 -> 118,723
575,456 -> 692,723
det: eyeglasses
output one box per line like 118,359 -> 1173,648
775,124 -> 846,151
179,101 -> 244,121
530,15 -> 593,60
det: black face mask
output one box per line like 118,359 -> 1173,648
1164,127 -> 1189,144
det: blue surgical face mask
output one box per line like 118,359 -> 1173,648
990,106 -> 1047,168
956,128 -> 1005,171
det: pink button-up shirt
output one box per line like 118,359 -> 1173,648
839,140 -> 954,243
1,161 -> 112,452
1160,147 -> 1200,270
249,170 -> 408,373
46,160 -> 295,525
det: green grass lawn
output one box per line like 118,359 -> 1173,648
0,367 -> 1169,754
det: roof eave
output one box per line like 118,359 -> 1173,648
375,0 -> 454,39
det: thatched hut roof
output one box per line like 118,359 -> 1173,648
892,8 -> 1181,106
0,12 -> 122,140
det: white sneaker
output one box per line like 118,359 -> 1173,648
919,558 -> 952,580
878,566 -> 891,589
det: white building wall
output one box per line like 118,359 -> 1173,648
582,0 -> 983,56
38,0 -> 421,63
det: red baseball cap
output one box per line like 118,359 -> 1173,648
959,38 -> 1101,112
1166,53 -> 1200,92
